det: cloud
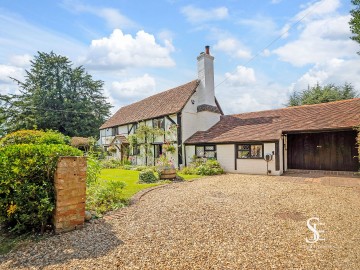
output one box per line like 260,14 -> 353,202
0,64 -> 25,95
0,12 -> 86,63
273,1 -> 357,66
224,66 -> 256,87
8,54 -> 32,68
62,1 -> 136,29
271,0 -> 282,3
292,58 -> 360,92
181,5 -> 229,23
214,38 -> 252,59
81,29 -> 175,70
108,74 -> 157,109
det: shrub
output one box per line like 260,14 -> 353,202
0,143 -> 82,233
101,158 -> 123,169
86,154 -> 102,185
133,165 -> 149,171
0,130 -> 69,146
139,169 -> 158,183
86,180 -> 126,214
196,159 -> 224,175
123,165 -> 133,170
180,159 -> 224,176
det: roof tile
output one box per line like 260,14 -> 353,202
100,80 -> 199,129
185,98 -> 360,144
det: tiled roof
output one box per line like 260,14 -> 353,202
185,98 -> 360,144
100,80 -> 200,129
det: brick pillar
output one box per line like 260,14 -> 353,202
53,156 -> 87,233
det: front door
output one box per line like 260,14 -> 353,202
287,131 -> 358,171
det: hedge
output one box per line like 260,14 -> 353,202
0,143 -> 82,233
0,130 -> 69,147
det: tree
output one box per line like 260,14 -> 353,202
0,52 -> 112,137
350,0 -> 360,53
287,83 -> 358,106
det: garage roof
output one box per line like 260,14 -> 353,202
185,98 -> 360,144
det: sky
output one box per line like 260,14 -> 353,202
0,0 -> 359,115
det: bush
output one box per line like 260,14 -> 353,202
86,154 -> 102,185
133,165 -> 149,171
139,169 -> 158,183
86,180 -> 126,215
0,143 -> 82,233
101,158 -> 123,169
0,130 -> 69,146
180,159 -> 224,176
196,159 -> 224,175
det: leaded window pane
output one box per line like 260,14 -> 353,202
251,145 -> 263,158
205,151 -> 216,158
205,145 -> 215,151
238,150 -> 250,158
196,146 -> 204,157
238,145 -> 250,150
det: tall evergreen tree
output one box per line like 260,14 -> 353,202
287,83 -> 358,106
0,52 -> 112,137
350,0 -> 360,53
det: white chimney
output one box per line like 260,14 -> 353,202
197,45 -> 216,106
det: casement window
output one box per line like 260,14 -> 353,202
111,127 -> 117,136
195,145 -> 216,158
131,146 -> 140,156
154,144 -> 163,158
237,144 -> 263,159
153,118 -> 165,129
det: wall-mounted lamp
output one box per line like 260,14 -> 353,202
191,99 -> 195,104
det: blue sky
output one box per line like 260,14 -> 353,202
0,0 -> 359,115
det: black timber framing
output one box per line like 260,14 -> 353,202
177,113 -> 182,168
275,141 -> 280,171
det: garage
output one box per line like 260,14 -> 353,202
287,130 -> 358,171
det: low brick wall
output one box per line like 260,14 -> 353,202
53,156 -> 87,233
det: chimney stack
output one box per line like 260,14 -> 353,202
197,46 -> 216,107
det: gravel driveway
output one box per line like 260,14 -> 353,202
1,174 -> 359,269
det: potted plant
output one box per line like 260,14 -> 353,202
162,142 -> 176,154
156,154 -> 176,179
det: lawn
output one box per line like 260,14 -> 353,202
99,169 -> 203,201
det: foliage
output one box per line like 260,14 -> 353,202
86,179 -> 126,214
0,51 -> 112,137
180,159 -> 224,176
86,154 -> 102,185
0,129 -> 69,146
0,143 -> 82,234
350,0 -> 360,54
156,154 -> 175,169
128,123 -> 165,161
139,169 -> 158,183
163,142 -> 176,154
287,83 -> 358,106
101,158 -> 124,169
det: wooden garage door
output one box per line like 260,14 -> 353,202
287,131 -> 358,171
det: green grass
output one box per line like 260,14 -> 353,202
99,169 -> 162,200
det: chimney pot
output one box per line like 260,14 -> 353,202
205,45 -> 210,55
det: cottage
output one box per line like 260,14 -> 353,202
99,46 -> 223,167
99,46 -> 360,175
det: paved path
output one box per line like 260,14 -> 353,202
1,174 -> 359,269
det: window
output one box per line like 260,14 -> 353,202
195,145 -> 216,158
111,127 -> 117,136
154,144 -> 163,158
153,118 -> 165,129
131,146 -> 140,156
237,144 -> 263,159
